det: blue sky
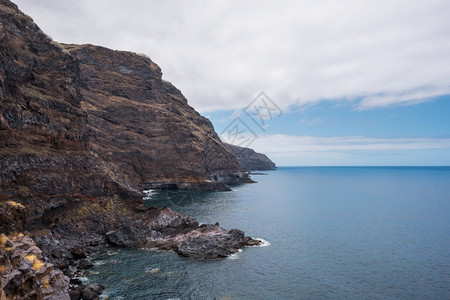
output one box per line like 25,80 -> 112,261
15,0 -> 450,166
207,95 -> 450,166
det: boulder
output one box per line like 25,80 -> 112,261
78,259 -> 94,270
106,225 -> 145,248
81,285 -> 104,300
70,246 -> 86,259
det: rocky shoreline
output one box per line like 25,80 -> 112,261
1,200 -> 261,299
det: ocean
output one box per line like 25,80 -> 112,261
88,167 -> 450,299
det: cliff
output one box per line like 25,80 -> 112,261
0,0 -> 251,229
0,0 -> 140,230
62,43 -> 252,191
224,143 -> 276,171
0,1 -> 261,298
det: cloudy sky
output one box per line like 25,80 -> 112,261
15,0 -> 450,166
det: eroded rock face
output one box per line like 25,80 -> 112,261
63,43 -> 252,190
0,233 -> 70,300
224,143 -> 276,171
0,201 -> 27,233
0,0 -> 140,228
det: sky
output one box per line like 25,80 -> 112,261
14,0 -> 450,166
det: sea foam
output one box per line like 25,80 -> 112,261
250,237 -> 271,247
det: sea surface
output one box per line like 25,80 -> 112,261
88,167 -> 450,299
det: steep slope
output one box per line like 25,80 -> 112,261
63,44 -> 251,190
225,143 -> 276,171
0,0 -> 139,228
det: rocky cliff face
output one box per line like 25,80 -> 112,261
0,0 -> 250,229
0,0 -> 140,230
225,143 -> 276,171
63,44 -> 252,191
0,1 -> 262,298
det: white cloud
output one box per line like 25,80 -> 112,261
14,0 -> 450,112
357,86 -> 450,110
249,134 -> 450,165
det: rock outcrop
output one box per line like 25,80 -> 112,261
105,207 -> 260,259
225,143 -> 276,171
0,233 -> 70,300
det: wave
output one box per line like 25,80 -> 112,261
76,276 -> 89,284
250,237 -> 271,247
226,249 -> 243,260
145,267 -> 161,274
94,260 -> 105,266
227,253 -> 239,260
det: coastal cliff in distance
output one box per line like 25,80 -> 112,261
225,143 -> 276,171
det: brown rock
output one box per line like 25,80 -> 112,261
70,246 -> 86,259
64,43 -> 252,190
0,0 -> 140,230
78,259 -> 94,269
52,250 -> 63,259
0,277 -> 6,300
68,289 -> 81,300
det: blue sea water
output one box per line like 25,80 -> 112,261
89,167 -> 450,299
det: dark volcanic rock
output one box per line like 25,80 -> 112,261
105,225 -> 146,248
68,289 -> 81,300
0,201 -> 27,233
176,229 -> 252,259
63,43 -> 253,190
140,207 -> 260,259
70,246 -> 86,259
77,259 -> 93,270
81,285 -> 104,300
224,143 -> 276,171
